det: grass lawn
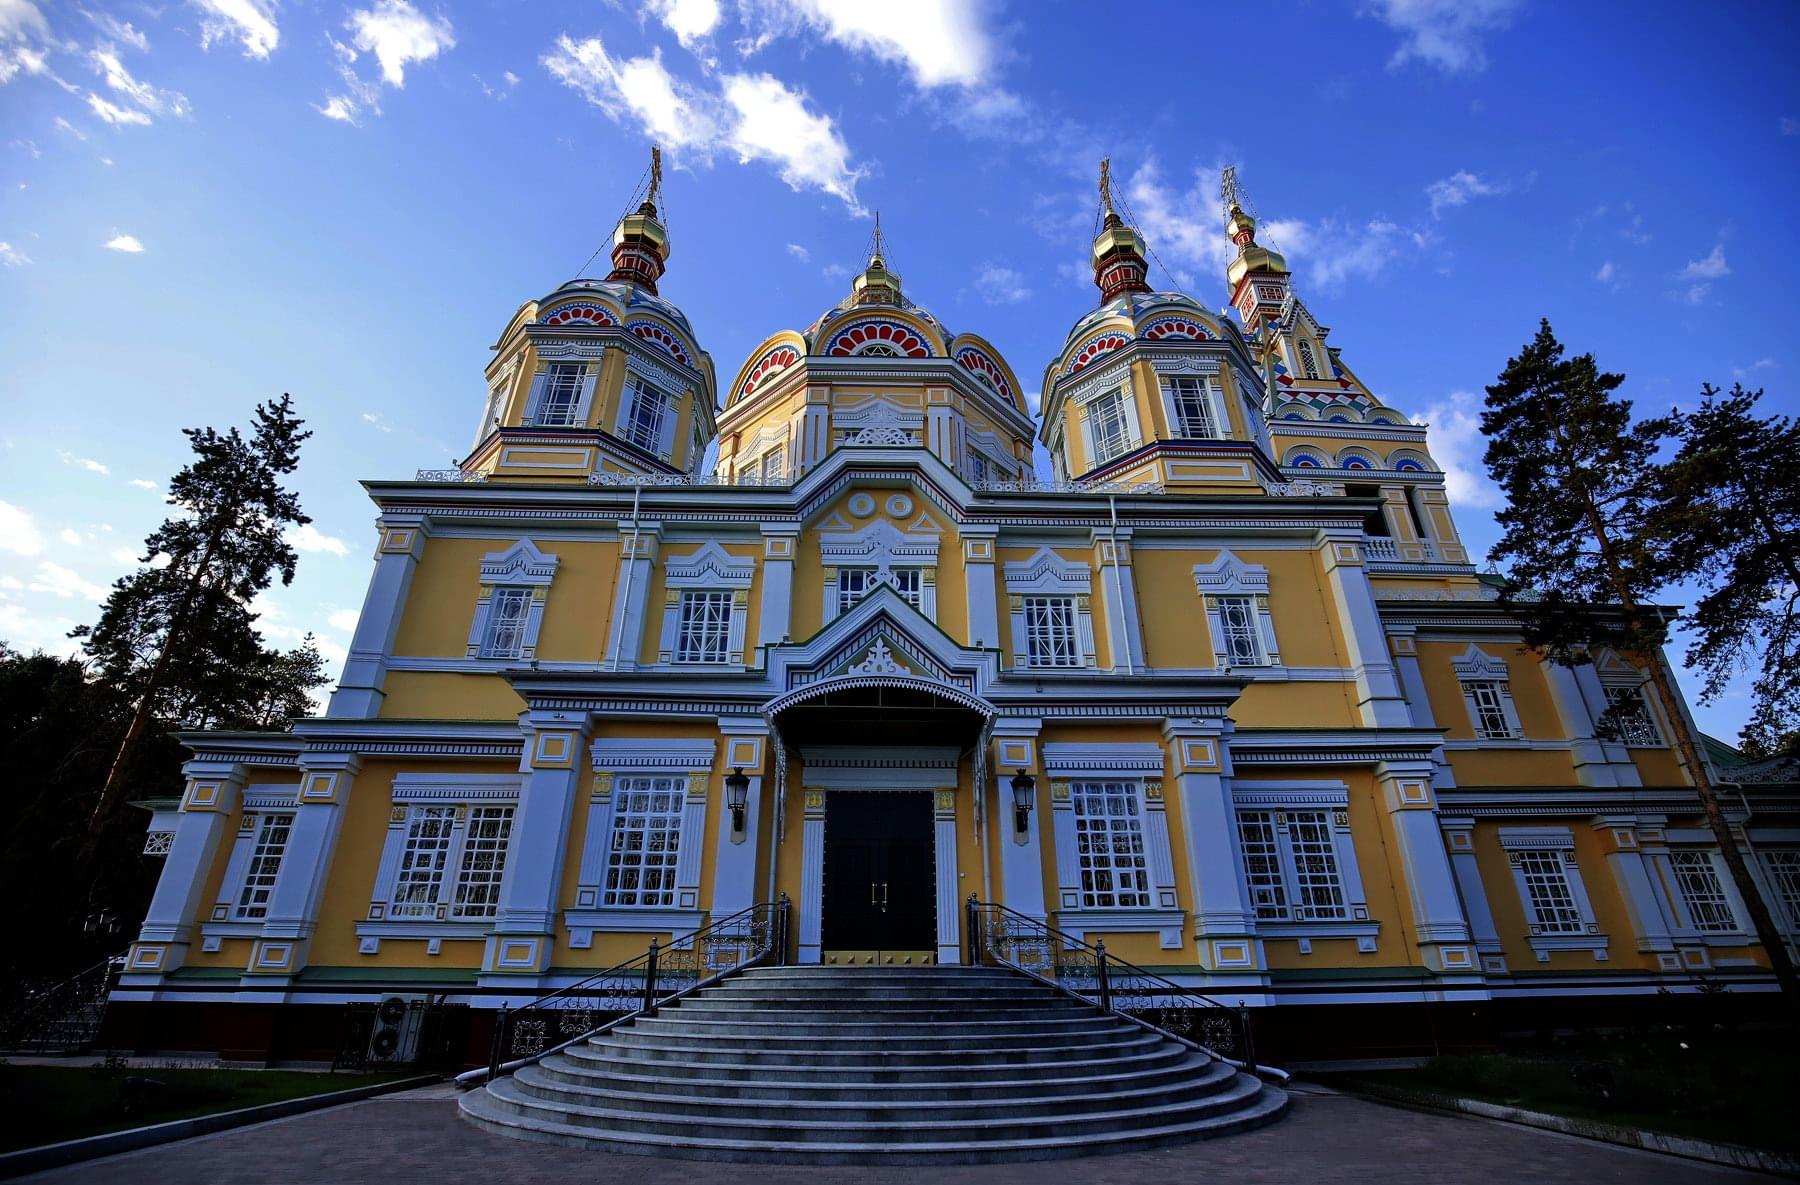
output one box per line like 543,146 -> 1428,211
0,1064 -> 414,1152
1315,1028 -> 1799,1156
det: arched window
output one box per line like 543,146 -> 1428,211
1341,456 -> 1371,470
1393,457 -> 1426,472
1328,415 -> 1351,423
1298,340 -> 1320,380
1288,452 -> 1324,468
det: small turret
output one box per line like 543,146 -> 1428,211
1091,159 -> 1151,302
1220,166 -> 1289,336
606,147 -> 671,293
850,212 -> 904,307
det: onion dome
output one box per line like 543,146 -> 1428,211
1224,201 -> 1287,291
605,147 -> 672,294
1092,159 -> 1152,302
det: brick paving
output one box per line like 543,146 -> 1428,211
20,1082 -> 1772,1184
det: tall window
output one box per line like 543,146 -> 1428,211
1164,376 -> 1219,438
1763,849 -> 1800,927
623,376 -> 671,454
759,445 -> 785,484
1234,809 -> 1348,921
604,776 -> 684,906
450,807 -> 514,920
675,591 -> 732,663
1085,388 -> 1133,463
1070,781 -> 1149,908
391,807 -> 457,919
1513,849 -> 1585,934
968,450 -> 991,485
1022,595 -> 1080,667
480,588 -> 532,659
1602,686 -> 1661,746
535,363 -> 585,426
1297,340 -> 1320,380
1215,595 -> 1265,666
839,567 -> 922,609
234,812 -> 294,920
1670,850 -> 1738,932
1466,681 -> 1518,739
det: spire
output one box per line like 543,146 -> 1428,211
850,209 -> 904,306
1091,157 -> 1151,302
607,145 -> 671,294
1219,165 -> 1289,335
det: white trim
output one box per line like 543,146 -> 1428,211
464,539 -> 559,661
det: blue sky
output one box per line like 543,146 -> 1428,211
1,0 -> 1796,743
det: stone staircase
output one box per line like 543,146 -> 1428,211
459,964 -> 1286,1163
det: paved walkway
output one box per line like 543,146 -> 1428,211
19,1082 -> 1774,1184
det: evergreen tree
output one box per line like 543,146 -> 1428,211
1652,384 -> 1800,759
1481,322 -> 1798,1012
74,395 -> 318,864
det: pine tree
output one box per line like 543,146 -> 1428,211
1652,384 -> 1800,759
74,395 -> 318,864
1481,322 -> 1799,1012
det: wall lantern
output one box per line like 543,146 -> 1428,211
1010,769 -> 1036,836
725,767 -> 750,840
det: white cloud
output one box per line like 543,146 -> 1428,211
648,0 -> 721,49
53,115 -> 85,139
86,11 -> 150,52
58,527 -> 82,547
347,0 -> 454,87
287,523 -> 350,556
104,233 -> 144,253
110,546 -> 139,566
1362,0 -> 1520,74
1781,116 -> 1799,137
0,240 -> 27,266
1731,357 -> 1776,381
361,412 -> 394,433
0,0 -> 49,45
722,72 -> 863,212
544,35 -> 720,150
327,607 -> 361,632
786,242 -> 809,262
87,92 -> 151,125
974,262 -> 1031,305
60,451 -> 110,473
317,93 -> 359,123
28,560 -> 107,601
1415,390 -> 1500,509
127,477 -> 158,489
1124,160 -> 1237,284
1678,244 -> 1730,281
1682,283 -> 1710,306
89,46 -> 192,121
748,0 -> 992,89
1594,260 -> 1616,284
0,500 -> 43,555
190,0 -> 280,60
1425,170 -> 1502,217
503,69 -> 519,86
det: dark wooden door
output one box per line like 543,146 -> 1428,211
821,791 -> 935,953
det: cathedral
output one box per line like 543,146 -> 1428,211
110,157 -> 1798,1068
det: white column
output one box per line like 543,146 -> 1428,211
1377,760 -> 1477,975
1439,816 -> 1503,963
934,788 -> 961,964
1165,720 -> 1259,971
1092,527 -> 1147,673
247,753 -> 363,981
798,787 -> 826,963
1318,529 -> 1411,727
604,524 -> 660,671
483,712 -> 591,980
993,723 -> 1046,918
123,762 -> 246,982
963,529 -> 999,651
1544,660 -> 1636,786
711,723 -> 768,919
758,528 -> 798,653
1592,815 -> 1677,954
329,516 -> 427,718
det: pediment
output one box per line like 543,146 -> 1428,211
767,587 -> 996,695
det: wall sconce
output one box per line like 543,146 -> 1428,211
1010,769 -> 1036,837
725,766 -> 750,842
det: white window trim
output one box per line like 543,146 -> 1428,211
619,366 -> 680,459
1159,373 -> 1225,440
656,540 -> 754,666
359,775 -> 523,945
524,360 -> 599,428
1231,784 -> 1372,936
820,519 -> 940,624
1003,548 -> 1096,670
1044,745 -> 1182,949
209,785 -> 300,926
1664,846 -> 1750,939
464,539 -> 559,661
1597,678 -> 1667,748
1498,827 -> 1607,959
1755,845 -> 1800,933
1451,645 -> 1525,740
1192,551 -> 1281,670
1068,363 -> 1141,470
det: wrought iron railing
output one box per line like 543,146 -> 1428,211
0,953 -> 124,1054
456,896 -> 788,1088
965,898 -> 1280,1078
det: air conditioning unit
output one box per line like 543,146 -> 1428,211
365,995 -> 426,1064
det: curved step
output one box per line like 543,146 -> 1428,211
557,1039 -> 1194,1084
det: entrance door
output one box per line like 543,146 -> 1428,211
821,791 -> 936,963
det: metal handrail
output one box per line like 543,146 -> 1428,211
456,895 -> 788,1089
0,951 -> 125,1053
966,897 -> 1285,1081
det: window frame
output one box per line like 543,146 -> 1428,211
1068,780 -> 1152,910
1601,683 -> 1664,747
1022,594 -> 1082,668
1084,385 -> 1135,464
464,539 -> 559,663
1234,808 -> 1351,922
621,373 -> 673,456
599,775 -> 687,908
479,586 -> 533,659
1162,374 -> 1221,439
1668,848 -> 1740,934
232,810 -> 295,921
674,589 -> 734,664
533,362 -> 588,427
379,802 -> 519,924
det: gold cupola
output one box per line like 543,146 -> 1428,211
1092,159 -> 1152,302
1223,202 -> 1287,290
606,147 -> 672,294
850,212 -> 904,307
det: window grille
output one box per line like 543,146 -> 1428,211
1764,849 -> 1800,927
1236,811 -> 1288,919
234,812 -> 294,920
481,588 -> 531,659
1670,850 -> 1738,932
1298,341 -> 1320,380
760,445 -> 785,484
1070,781 -> 1149,908
1286,811 -> 1348,919
675,591 -> 732,663
1466,681 -> 1518,739
839,567 -> 922,609
623,377 -> 670,454
1215,595 -> 1265,666
604,777 -> 684,907
1086,388 -> 1133,463
1603,686 -> 1661,746
969,450 -> 991,484
1234,809 -> 1348,921
391,807 -> 457,919
1023,595 -> 1080,667
450,806 -> 513,919
1164,376 -> 1219,438
535,363 -> 585,426
1514,849 -> 1585,933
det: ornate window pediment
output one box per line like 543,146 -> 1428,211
466,540 -> 559,660
821,519 -> 939,622
1192,551 -> 1279,669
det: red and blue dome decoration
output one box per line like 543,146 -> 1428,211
538,300 -> 619,327
823,319 -> 932,358
1138,315 -> 1212,342
628,319 -> 692,367
1064,330 -> 1131,375
737,344 -> 801,402
954,346 -> 1017,408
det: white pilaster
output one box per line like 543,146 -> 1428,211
1439,816 -> 1503,963
247,752 -> 363,981
329,516 -> 427,718
1592,815 -> 1676,953
934,788 -> 961,964
993,722 -> 1046,918
711,723 -> 768,919
757,528 -> 798,653
604,524 -> 660,670
484,712 -> 592,979
1377,760 -> 1476,975
1318,529 -> 1410,727
1164,721 -> 1258,956
1092,527 -> 1147,673
798,788 -> 826,963
124,762 -> 247,982
962,529 -> 999,651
